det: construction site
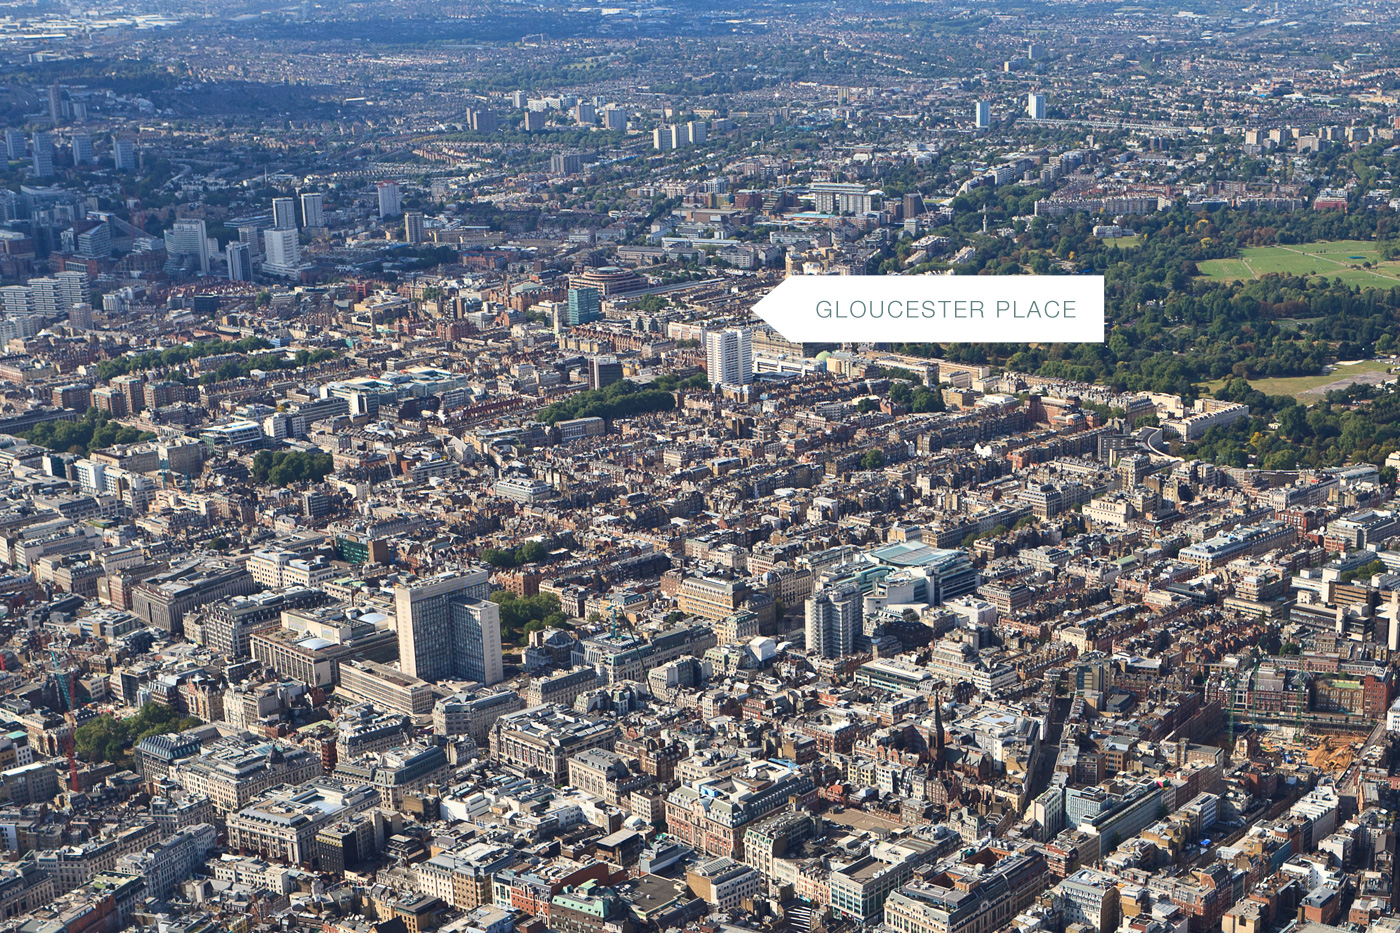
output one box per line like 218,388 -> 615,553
1252,723 -> 1367,774
1303,733 -> 1363,772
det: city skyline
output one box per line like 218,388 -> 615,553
0,4 -> 1395,933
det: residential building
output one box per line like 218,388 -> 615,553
378,181 -> 402,218
806,584 -> 861,659
705,328 -> 753,388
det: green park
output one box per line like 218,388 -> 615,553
1197,238 -> 1400,288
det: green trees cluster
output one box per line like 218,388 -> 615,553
482,540 -> 550,569
94,336 -> 336,384
632,296 -> 668,313
73,702 -> 202,768
397,246 -> 461,271
96,336 -> 274,379
875,197 -> 1400,401
1184,379 -> 1400,471
652,373 -> 710,392
19,408 -> 152,456
250,449 -> 334,487
198,348 -> 337,385
889,382 -> 946,413
1340,560 -> 1385,584
16,58 -> 183,95
539,380 -> 676,425
868,365 -> 926,384
962,524 -> 1011,548
489,591 -> 569,644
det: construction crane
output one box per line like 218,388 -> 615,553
607,604 -> 647,677
1225,669 -> 1239,751
50,647 -> 72,712
1294,676 -> 1308,743
1243,656 -> 1260,731
48,647 -> 81,791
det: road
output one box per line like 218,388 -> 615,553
1026,696 -> 1072,803
1142,426 -> 1175,460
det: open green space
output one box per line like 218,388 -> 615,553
1203,359 -> 1395,399
1197,239 -> 1400,288
1197,257 -> 1253,280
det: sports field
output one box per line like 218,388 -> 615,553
1197,239 -> 1400,288
1203,359 -> 1396,400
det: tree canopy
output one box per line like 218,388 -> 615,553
539,379 -> 677,425
489,590 -> 569,644
1184,379 -> 1400,471
482,539 -> 550,569
96,336 -> 275,379
251,449 -> 334,487
74,702 -> 202,769
19,408 -> 153,457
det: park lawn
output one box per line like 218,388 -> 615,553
1197,258 -> 1253,280
1202,359 -> 1395,399
1198,239 -> 1400,288
1102,235 -> 1141,248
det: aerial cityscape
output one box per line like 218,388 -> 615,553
0,2 -> 1396,933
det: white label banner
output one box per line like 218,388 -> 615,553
752,275 -> 1105,344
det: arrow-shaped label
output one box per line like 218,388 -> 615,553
751,275 -> 1105,344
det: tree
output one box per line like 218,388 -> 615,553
1340,560 -> 1385,584
73,702 -> 202,769
909,386 -> 945,413
653,372 -> 709,391
250,449 -> 334,487
539,379 -> 676,425
94,337 -> 334,381
482,548 -> 520,569
19,407 -> 153,457
483,540 -> 553,569
489,591 -> 567,644
861,449 -> 886,470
